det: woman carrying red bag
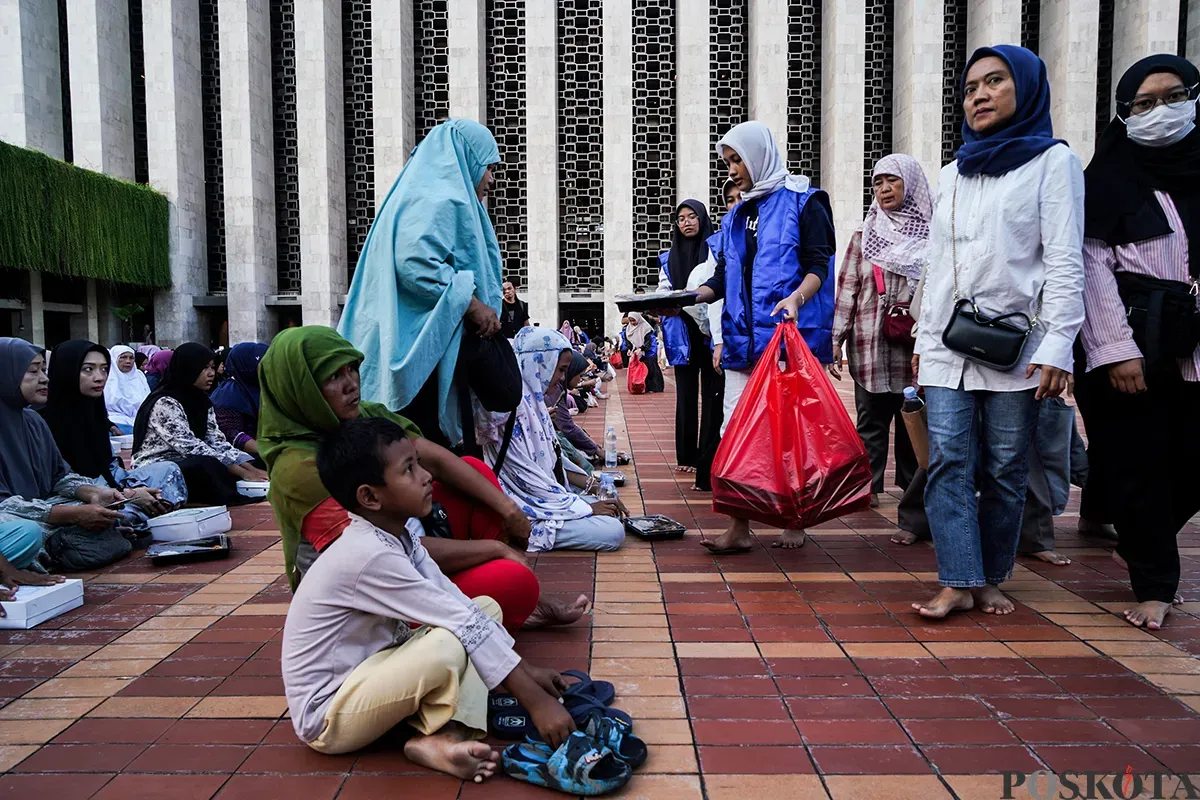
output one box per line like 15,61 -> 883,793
690,121 -> 838,553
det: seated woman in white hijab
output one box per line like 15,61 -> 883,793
475,328 -> 626,553
104,345 -> 151,435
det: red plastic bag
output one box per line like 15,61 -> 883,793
711,322 -> 872,528
610,352 -> 623,369
627,353 -> 647,395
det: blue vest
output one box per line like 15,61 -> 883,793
716,186 -> 835,370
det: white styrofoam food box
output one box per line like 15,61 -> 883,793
0,579 -> 84,629
147,506 -> 232,543
236,480 -> 269,498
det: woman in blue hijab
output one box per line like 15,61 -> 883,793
911,45 -> 1085,621
212,341 -> 270,461
339,119 -> 504,452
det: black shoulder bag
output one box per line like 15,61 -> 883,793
941,174 -> 1042,372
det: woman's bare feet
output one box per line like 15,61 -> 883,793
913,587 -> 974,619
403,722 -> 498,782
522,594 -> 591,629
701,520 -> 754,554
972,585 -> 1015,615
890,530 -> 920,546
772,529 -> 807,549
1123,600 -> 1171,630
1028,550 -> 1071,566
675,465 -> 696,474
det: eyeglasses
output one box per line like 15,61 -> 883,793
1126,83 -> 1199,116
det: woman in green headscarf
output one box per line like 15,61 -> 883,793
338,118 -> 506,454
259,327 -> 587,629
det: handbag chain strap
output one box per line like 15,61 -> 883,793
950,173 -> 1042,327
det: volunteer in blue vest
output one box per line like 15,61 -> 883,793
689,121 -> 837,554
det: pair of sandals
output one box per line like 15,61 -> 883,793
489,670 -> 632,740
494,672 -> 646,796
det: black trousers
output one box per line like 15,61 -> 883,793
176,456 -> 255,506
673,319 -> 724,470
644,356 -> 665,393
398,335 -> 482,459
853,383 -> 918,494
1076,367 -> 1200,603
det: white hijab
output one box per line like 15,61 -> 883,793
103,345 -> 151,426
715,121 -> 810,202
624,313 -> 654,350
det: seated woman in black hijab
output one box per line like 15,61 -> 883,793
1079,54 -> 1200,630
131,343 -> 269,505
40,340 -> 187,526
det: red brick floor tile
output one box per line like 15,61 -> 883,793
867,675 -> 970,696
210,676 -> 285,696
0,678 -> 43,696
884,696 -> 996,720
147,659 -> 246,678
1027,657 -> 1133,676
985,697 -> 1099,719
337,774 -> 463,800
958,676 -> 1063,696
827,627 -> 916,643
263,720 -> 303,744
91,773 -> 228,800
785,697 -> 892,721
1006,720 -> 1129,744
939,658 -> 1040,677
0,772 -> 114,800
775,676 -> 875,696
678,657 -> 767,676
1081,695 -> 1196,718
237,743 -> 358,773
159,719 -> 276,745
682,676 -> 779,696
1144,745 -> 1200,773
173,643 -> 262,660
751,627 -> 835,643
1052,675 -> 1160,696
692,719 -> 803,745
126,743 -> 254,773
796,719 -> 910,744
351,749 -> 440,775
852,658 -> 947,676
52,717 -> 173,743
669,628 -> 755,643
808,744 -> 932,774
214,774 -> 343,800
766,658 -> 861,677
457,777 -> 569,799
1034,744 -> 1166,773
687,696 -> 790,720
11,742 -> 145,772
118,676 -> 224,696
903,719 -> 1019,744
697,745 -> 815,774
920,745 -> 1044,774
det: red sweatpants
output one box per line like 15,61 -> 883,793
434,457 -> 539,630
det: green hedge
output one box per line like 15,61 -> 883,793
0,141 -> 170,287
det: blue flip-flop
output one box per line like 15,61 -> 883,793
501,731 -> 631,796
561,670 -> 616,706
563,694 -> 634,729
578,710 -> 647,769
488,694 -> 536,740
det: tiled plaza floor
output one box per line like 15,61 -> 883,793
2,370 -> 1199,799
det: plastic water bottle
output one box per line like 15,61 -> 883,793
604,426 -> 618,469
598,474 -> 619,503
901,385 -> 924,414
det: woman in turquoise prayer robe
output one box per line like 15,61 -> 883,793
338,118 -> 505,452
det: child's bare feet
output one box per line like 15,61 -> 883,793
972,585 -> 1015,615
403,722 -> 498,783
912,587 -> 974,619
1123,600 -> 1171,630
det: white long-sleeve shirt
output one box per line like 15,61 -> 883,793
915,144 -> 1085,391
282,514 -> 520,742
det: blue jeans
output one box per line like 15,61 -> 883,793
552,515 -> 626,552
924,386 -> 1038,588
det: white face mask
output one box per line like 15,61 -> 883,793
1124,101 -> 1197,147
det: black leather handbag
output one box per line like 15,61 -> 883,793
940,175 -> 1041,372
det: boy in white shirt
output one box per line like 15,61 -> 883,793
282,417 -> 574,782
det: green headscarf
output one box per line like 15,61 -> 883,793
258,326 -> 420,590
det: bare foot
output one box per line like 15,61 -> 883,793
772,529 -> 807,549
890,530 -> 920,546
403,723 -> 499,782
522,594 -> 591,629
1029,550 -> 1071,566
973,585 -> 1016,615
913,587 -> 974,619
870,493 -> 880,509
1175,594 -> 1184,606
1123,600 -> 1171,630
1112,550 -> 1128,570
702,520 -> 753,554
675,465 -> 695,474
1078,518 -> 1118,541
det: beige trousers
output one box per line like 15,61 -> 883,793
308,595 -> 502,755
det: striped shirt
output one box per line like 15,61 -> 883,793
1081,191 -> 1200,382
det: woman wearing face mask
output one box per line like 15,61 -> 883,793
829,155 -> 928,509
1077,54 -> 1200,630
689,121 -> 837,553
657,200 -> 723,483
911,46 -> 1084,620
